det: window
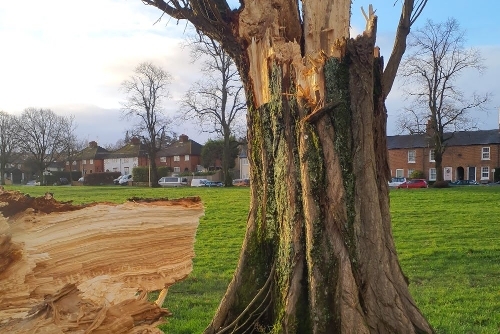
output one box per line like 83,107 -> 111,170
407,169 -> 414,178
124,167 -> 129,174
481,166 -> 489,180
72,161 -> 76,165
160,157 -> 166,162
241,158 -> 249,166
429,150 -> 435,162
174,167 -> 180,172
185,155 -> 190,161
82,159 -> 86,164
482,147 -> 490,160
174,155 -> 180,162
113,167 -> 118,172
429,168 -> 436,181
66,161 -> 69,165
408,150 -> 416,163
395,169 -> 404,178
89,159 -> 94,164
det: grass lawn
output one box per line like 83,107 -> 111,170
4,184 -> 499,333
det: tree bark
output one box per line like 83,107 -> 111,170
202,3 -> 433,334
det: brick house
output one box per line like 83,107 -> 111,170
157,134 -> 203,173
103,137 -> 149,175
387,129 -> 500,183
67,141 -> 109,175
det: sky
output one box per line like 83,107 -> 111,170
0,0 -> 498,147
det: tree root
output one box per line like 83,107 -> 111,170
216,264 -> 275,334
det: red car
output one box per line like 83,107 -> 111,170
397,179 -> 428,189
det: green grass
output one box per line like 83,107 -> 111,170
4,185 -> 499,333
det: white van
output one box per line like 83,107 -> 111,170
191,179 -> 208,187
158,177 -> 188,187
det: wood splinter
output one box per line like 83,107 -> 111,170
302,101 -> 341,124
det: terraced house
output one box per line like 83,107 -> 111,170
387,129 -> 500,183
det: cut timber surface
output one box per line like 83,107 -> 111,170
0,190 -> 203,333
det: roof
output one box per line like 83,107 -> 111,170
77,146 -> 110,160
387,129 -> 500,150
106,142 -> 149,159
159,139 -> 203,157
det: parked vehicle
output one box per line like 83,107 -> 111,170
233,179 -> 250,186
397,179 -> 428,189
204,181 -> 224,187
113,175 -> 124,185
78,177 -> 85,182
158,177 -> 188,187
119,174 -> 133,185
449,180 -> 479,186
26,180 -> 40,186
388,177 -> 406,188
487,181 -> 500,186
57,177 -> 70,185
191,179 -> 208,187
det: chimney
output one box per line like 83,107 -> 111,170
89,141 -> 98,148
130,137 -> 141,145
179,134 -> 189,143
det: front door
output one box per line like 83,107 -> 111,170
468,167 -> 476,181
444,167 -> 452,181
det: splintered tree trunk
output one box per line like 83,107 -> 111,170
204,1 -> 433,333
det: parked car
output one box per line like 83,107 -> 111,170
113,175 -> 124,185
158,177 -> 188,187
487,181 -> 500,186
119,174 -> 133,185
397,179 -> 428,189
233,179 -> 250,186
191,179 -> 208,187
449,179 -> 480,186
388,177 -> 406,188
204,181 -> 224,187
26,180 -> 40,186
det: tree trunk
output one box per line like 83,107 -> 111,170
150,151 -> 160,187
222,132 -> 232,187
204,3 -> 433,334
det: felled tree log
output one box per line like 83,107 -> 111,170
0,190 -> 203,333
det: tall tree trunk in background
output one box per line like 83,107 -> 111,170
143,0 -> 433,332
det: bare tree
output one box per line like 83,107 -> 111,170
141,1 -> 432,332
121,62 -> 172,187
181,34 -> 246,186
0,111 -> 17,185
15,108 -> 72,182
60,116 -> 86,181
398,18 -> 489,181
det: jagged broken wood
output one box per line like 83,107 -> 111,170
0,190 -> 203,333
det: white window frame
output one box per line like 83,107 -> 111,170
429,168 -> 436,181
184,155 -> 190,161
408,150 -> 416,163
173,167 -> 180,172
481,166 -> 489,180
160,157 -> 166,163
89,159 -> 94,165
395,169 -> 404,178
482,147 -> 490,160
174,155 -> 180,162
407,169 -> 414,178
429,149 -> 435,162
82,159 -> 86,164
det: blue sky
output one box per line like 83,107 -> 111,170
0,0 -> 498,145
